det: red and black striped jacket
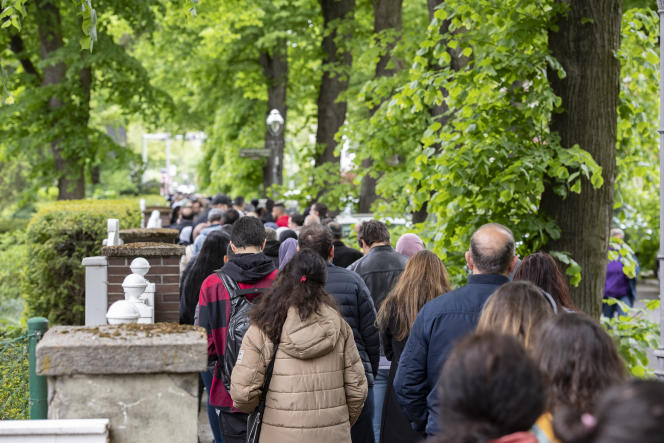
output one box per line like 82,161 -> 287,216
198,253 -> 278,409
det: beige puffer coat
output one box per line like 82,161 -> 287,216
230,304 -> 368,443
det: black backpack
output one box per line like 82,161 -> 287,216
217,271 -> 267,392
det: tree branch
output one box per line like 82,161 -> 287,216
7,32 -> 42,82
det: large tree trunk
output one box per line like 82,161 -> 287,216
315,0 -> 354,169
540,0 -> 622,318
260,41 -> 288,194
358,0 -> 403,213
36,0 -> 85,199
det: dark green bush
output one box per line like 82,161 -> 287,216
22,200 -> 141,325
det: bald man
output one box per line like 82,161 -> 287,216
393,223 -> 518,437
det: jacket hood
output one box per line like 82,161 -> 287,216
279,305 -> 340,360
221,253 -> 276,283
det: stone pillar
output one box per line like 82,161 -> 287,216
102,243 -> 185,323
36,323 -> 206,443
143,206 -> 171,229
82,256 -> 108,326
119,228 -> 179,244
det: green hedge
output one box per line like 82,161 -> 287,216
22,200 -> 141,325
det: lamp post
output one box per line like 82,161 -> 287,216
264,109 -> 284,193
656,0 -> 664,380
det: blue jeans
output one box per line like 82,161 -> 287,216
372,369 -> 389,443
201,370 -> 224,443
602,295 -> 632,319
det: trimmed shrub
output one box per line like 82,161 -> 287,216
22,200 -> 142,325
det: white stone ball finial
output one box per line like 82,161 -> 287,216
130,257 -> 150,277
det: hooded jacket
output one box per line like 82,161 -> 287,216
198,253 -> 278,408
230,304 -> 368,443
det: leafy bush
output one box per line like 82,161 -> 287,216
22,200 -> 141,325
0,230 -> 27,327
602,298 -> 660,378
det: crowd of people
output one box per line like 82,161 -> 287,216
170,191 -> 664,443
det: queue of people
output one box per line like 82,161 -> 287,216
171,192 -> 662,443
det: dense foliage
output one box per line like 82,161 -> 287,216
22,200 -> 141,325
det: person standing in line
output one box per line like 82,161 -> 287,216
376,250 -> 451,443
347,220 -> 407,442
603,228 -> 639,319
512,252 -> 577,311
395,233 -> 425,258
230,250 -> 368,443
328,222 -> 363,269
179,230 -> 230,443
198,217 -> 278,443
298,224 -> 380,443
394,223 -> 518,437
531,313 -> 627,442
429,332 -> 545,443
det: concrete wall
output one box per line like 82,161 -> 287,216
36,324 -> 206,443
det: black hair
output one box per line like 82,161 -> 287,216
230,216 -> 266,248
233,196 -> 245,207
313,202 -> 328,218
278,229 -> 298,243
358,220 -> 390,246
298,224 -> 333,260
434,332 -> 545,443
327,222 -> 343,240
290,214 -> 305,227
250,249 -> 335,342
532,313 -> 626,415
180,230 -> 230,324
212,193 -> 232,207
223,209 -> 240,225
469,223 -> 515,274
554,379 -> 664,443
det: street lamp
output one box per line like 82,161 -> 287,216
266,109 -> 284,136
656,0 -> 664,380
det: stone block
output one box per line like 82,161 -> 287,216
36,324 -> 207,376
48,374 -> 197,443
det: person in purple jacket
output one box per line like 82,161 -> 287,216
603,228 -> 639,319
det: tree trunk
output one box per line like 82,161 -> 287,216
540,0 -> 622,318
315,0 -> 354,169
36,0 -> 85,199
358,0 -> 403,213
259,42 -> 288,194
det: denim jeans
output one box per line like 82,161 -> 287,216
602,295 -> 632,319
201,370 -> 224,443
372,369 -> 390,443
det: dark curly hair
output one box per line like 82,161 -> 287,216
532,313 -> 626,415
435,332 -> 545,443
249,249 -> 337,343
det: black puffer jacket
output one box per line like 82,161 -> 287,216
325,262 -> 380,385
347,245 -> 408,309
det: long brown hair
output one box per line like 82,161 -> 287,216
250,249 -> 337,343
376,250 -> 451,341
476,281 -> 555,350
513,252 -> 577,310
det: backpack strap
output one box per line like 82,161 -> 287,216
215,270 -> 267,306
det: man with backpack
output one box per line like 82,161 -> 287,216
198,216 -> 278,443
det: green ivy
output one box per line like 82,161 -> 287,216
602,298 -> 660,378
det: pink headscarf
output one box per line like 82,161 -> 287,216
396,233 -> 425,257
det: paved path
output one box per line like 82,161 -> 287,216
634,279 -> 660,372
198,389 -> 214,443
